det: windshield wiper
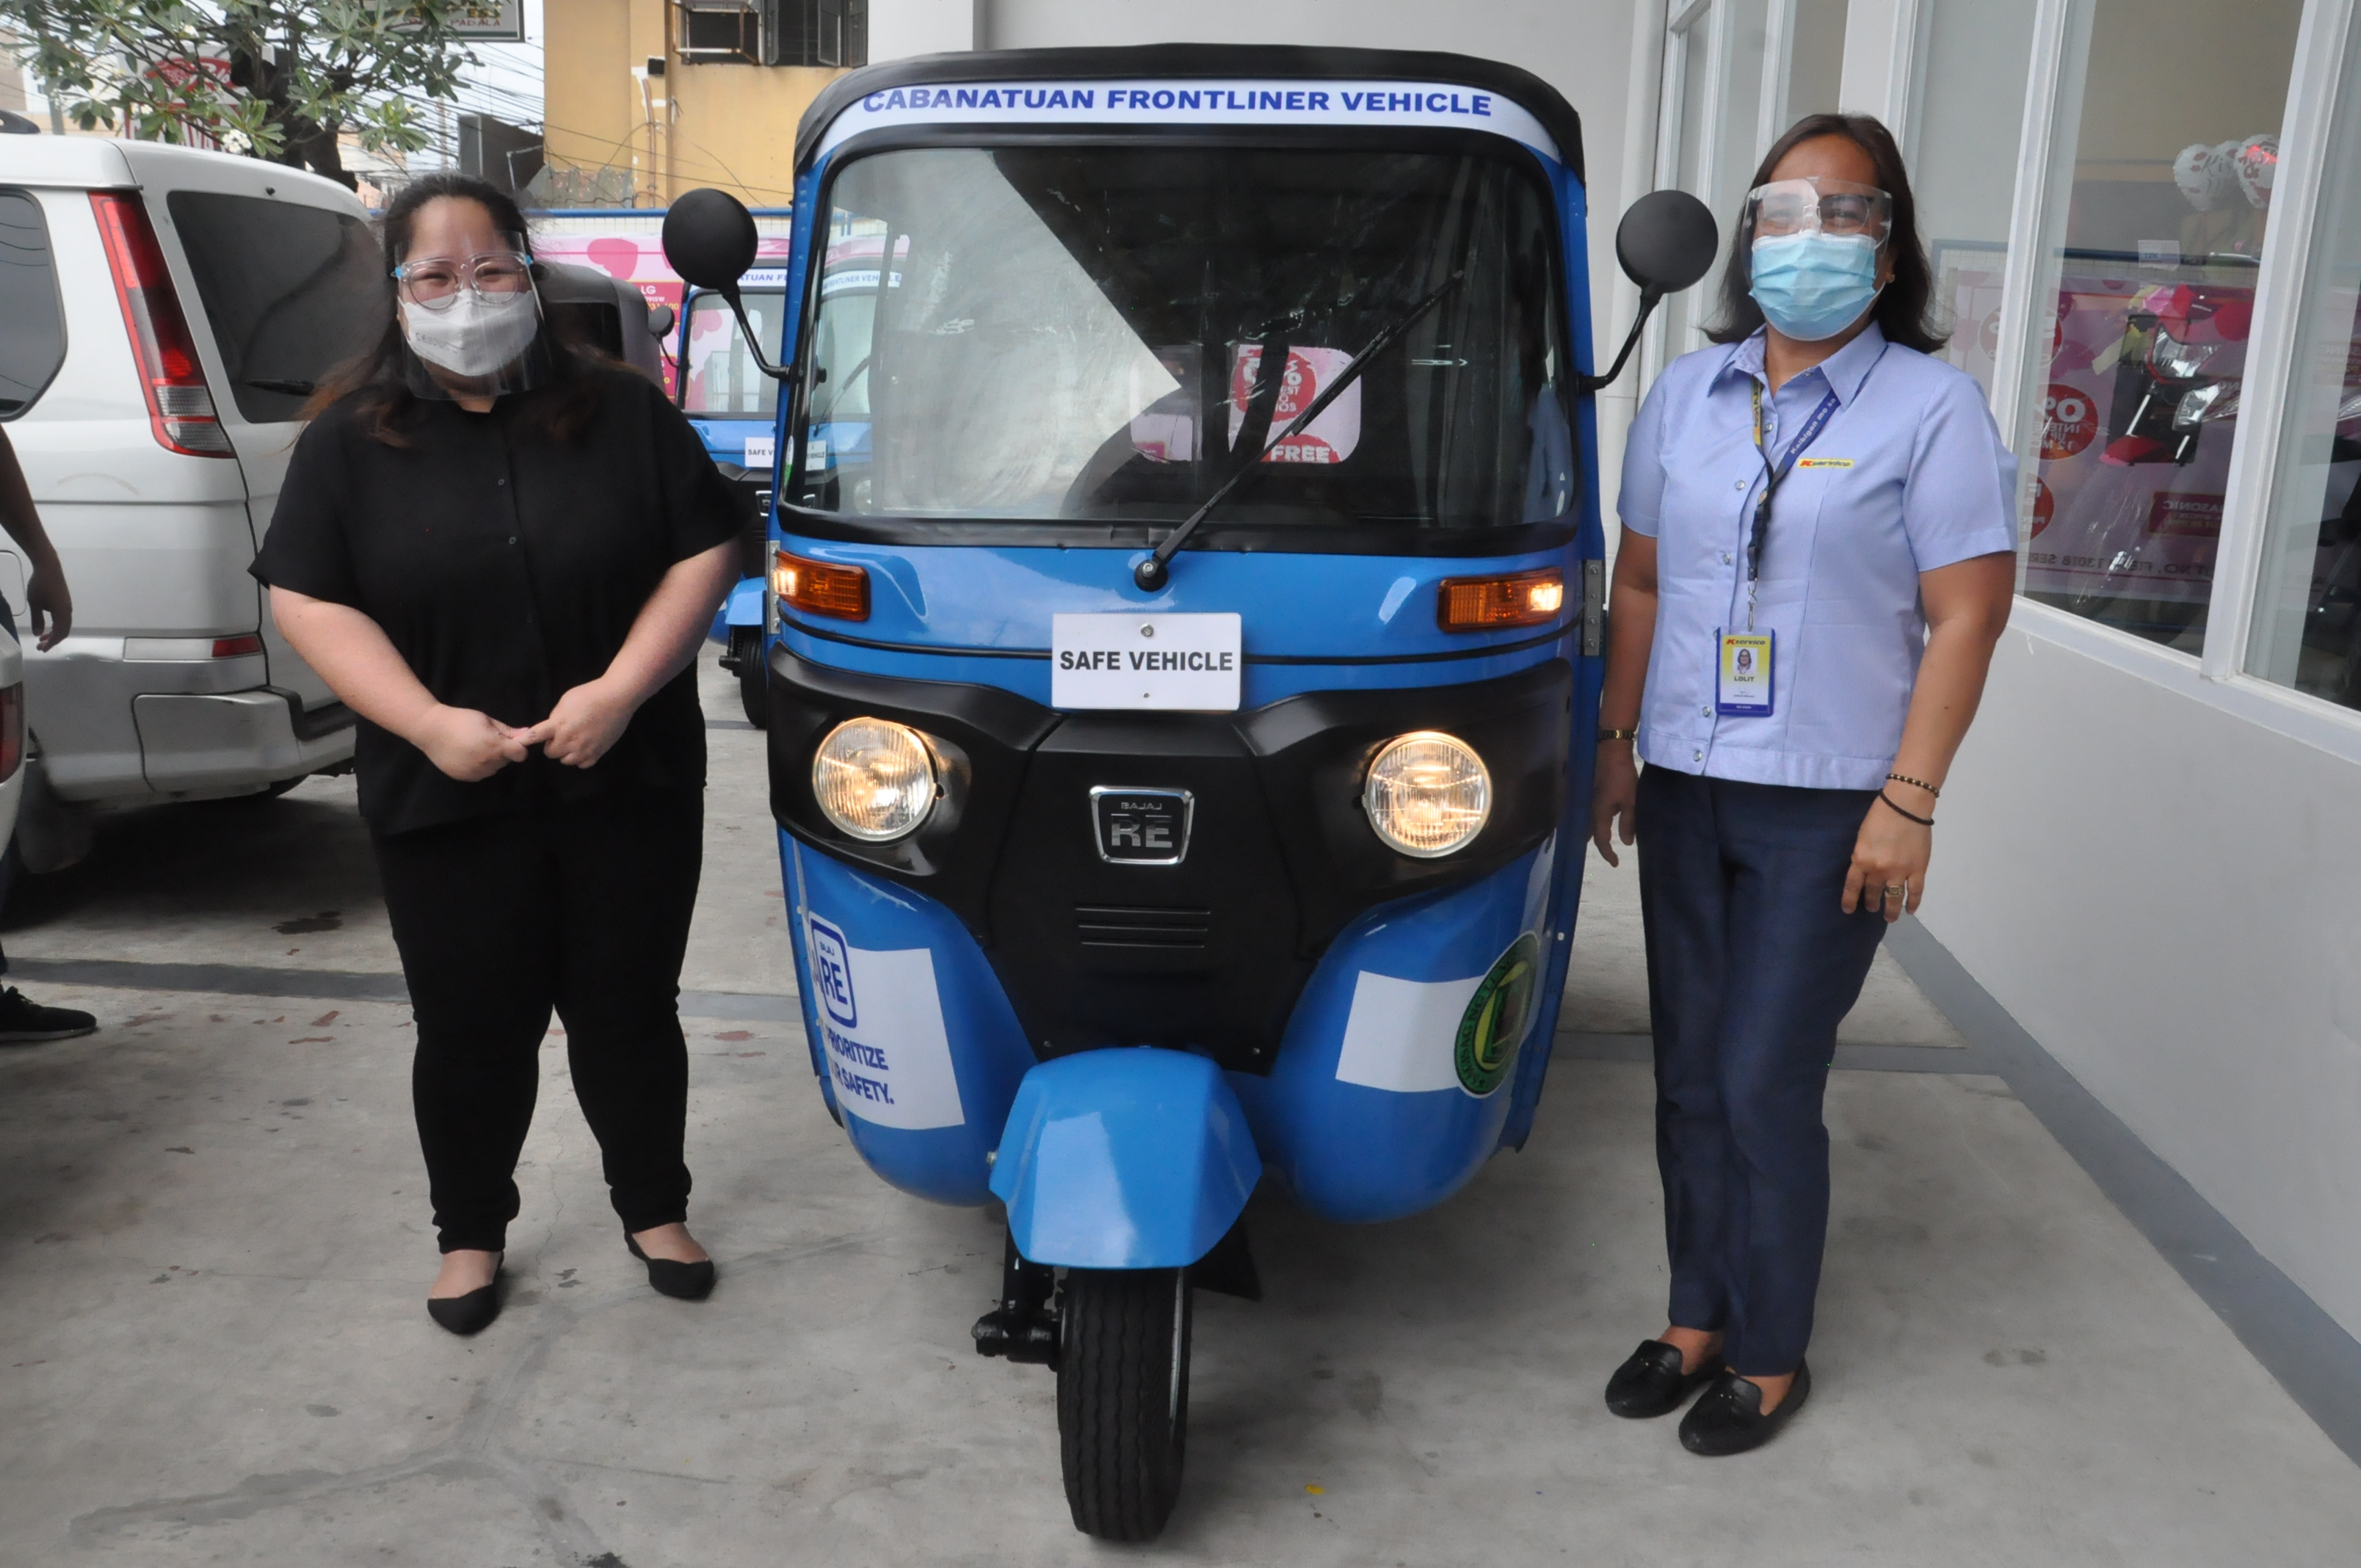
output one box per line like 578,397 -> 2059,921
1133,271 -> 1462,591
244,377 -> 316,396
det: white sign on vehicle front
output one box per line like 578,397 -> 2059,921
1051,612 -> 1242,711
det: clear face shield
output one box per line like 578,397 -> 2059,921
391,234 -> 553,398
1745,177 -> 1893,248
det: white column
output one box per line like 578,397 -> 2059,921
868,0 -> 982,62
1836,0 -> 1921,137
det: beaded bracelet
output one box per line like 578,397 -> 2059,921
1886,771 -> 1940,796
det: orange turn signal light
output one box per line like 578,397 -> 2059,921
772,548 -> 870,622
1435,568 -> 1566,632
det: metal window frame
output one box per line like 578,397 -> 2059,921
2209,0 -> 2360,683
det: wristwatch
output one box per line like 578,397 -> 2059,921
1597,727 -> 1638,742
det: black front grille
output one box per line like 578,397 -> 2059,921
1076,904 -> 1211,951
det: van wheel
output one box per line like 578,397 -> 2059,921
1057,1267 -> 1190,1541
729,629 -> 768,729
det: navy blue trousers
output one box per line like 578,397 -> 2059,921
1636,767 -> 1889,1376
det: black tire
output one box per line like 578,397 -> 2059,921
1057,1267 -> 1191,1541
730,629 -> 768,729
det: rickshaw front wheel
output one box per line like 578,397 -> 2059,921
1058,1266 -> 1191,1540
728,628 -> 768,728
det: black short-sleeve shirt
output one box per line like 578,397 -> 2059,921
254,367 -> 747,835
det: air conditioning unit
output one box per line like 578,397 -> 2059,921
677,0 -> 761,65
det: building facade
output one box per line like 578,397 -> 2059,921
543,0 -> 859,206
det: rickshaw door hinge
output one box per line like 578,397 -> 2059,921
1581,559 -> 1606,658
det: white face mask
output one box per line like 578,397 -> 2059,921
402,289 -> 540,379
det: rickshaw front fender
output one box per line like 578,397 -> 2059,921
989,1048 -> 1262,1270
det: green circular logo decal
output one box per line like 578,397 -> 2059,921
1455,932 -> 1540,1096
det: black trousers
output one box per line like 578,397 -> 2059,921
374,787 -> 704,1254
1636,767 -> 1889,1376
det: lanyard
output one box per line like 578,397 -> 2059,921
1746,380 -> 1842,631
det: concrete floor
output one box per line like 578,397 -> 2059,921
0,659 -> 2355,1565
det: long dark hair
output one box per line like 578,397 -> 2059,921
1705,112 -> 1945,353
305,172 -> 605,445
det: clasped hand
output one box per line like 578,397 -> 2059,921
416,679 -> 633,781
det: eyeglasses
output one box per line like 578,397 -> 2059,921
392,253 -> 534,310
1746,178 -> 1894,243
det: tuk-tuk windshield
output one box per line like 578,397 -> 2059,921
681,288 -> 786,418
792,145 -> 1573,531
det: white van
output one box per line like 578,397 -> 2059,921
0,138 -> 378,863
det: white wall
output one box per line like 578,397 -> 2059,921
1926,605 -> 2361,1339
870,0 -> 984,62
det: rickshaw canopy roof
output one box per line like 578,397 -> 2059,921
793,43 -> 1585,181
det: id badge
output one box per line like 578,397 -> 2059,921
1716,630 -> 1775,716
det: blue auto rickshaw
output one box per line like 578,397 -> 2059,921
661,43 -> 1713,1540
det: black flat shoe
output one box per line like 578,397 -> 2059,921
626,1232 -> 714,1301
426,1271 -> 501,1336
1606,1338 -> 1721,1418
1679,1360 -> 1812,1456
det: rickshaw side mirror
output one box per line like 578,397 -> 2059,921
661,187 -> 792,383
662,187 -> 760,291
1575,190 -> 1722,396
1616,189 -> 1720,299
646,303 -> 675,338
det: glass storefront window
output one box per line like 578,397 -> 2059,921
1911,0 -> 2040,397
2011,0 -> 2303,653
2249,15 -> 2361,710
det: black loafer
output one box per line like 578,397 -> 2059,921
426,1271 -> 501,1336
626,1232 -> 715,1301
1606,1339 -> 1721,1418
1679,1360 -> 1811,1456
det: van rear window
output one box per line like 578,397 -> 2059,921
166,191 -> 388,424
0,191 -> 66,418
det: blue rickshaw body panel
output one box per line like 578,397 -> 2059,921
1227,842 -> 1556,1222
786,820 -> 1566,1225
780,833 -> 1037,1206
991,1048 -> 1263,1268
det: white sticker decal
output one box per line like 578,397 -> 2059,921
743,432 -> 775,467
805,914 -> 966,1130
1334,971 -> 1485,1094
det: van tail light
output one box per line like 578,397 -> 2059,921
212,634 -> 264,658
1436,568 -> 1566,632
90,192 -> 233,459
0,683 -> 23,784
772,548 -> 870,621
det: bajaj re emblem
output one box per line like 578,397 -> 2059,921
1090,786 -> 1194,865
1456,932 -> 1540,1095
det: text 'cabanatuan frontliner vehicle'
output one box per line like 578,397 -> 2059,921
660,43 -> 1716,1541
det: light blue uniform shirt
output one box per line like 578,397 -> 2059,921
1619,324 -> 2017,791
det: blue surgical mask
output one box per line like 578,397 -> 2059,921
1749,232 -> 1882,341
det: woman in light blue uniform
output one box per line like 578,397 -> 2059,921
1591,114 -> 2017,1454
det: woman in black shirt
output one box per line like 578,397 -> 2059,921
255,175 -> 743,1335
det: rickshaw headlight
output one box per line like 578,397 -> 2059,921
1363,731 -> 1491,858
813,718 -> 938,841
